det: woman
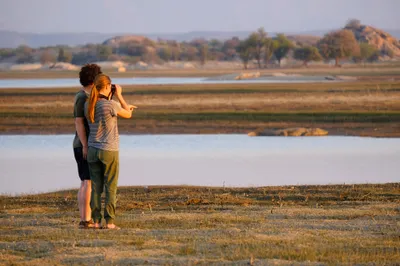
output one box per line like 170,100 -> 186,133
85,74 -> 135,229
73,64 -> 102,229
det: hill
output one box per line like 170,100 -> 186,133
345,23 -> 400,56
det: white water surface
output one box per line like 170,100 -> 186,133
0,135 -> 399,195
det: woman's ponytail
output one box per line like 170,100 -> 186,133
87,74 -> 111,123
88,84 -> 98,123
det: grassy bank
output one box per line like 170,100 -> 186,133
1,81 -> 400,136
1,183 -> 399,265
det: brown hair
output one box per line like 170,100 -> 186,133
87,74 -> 111,123
79,64 -> 102,87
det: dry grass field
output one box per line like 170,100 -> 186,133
1,81 -> 400,136
1,183 -> 399,265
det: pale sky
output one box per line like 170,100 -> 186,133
0,0 -> 399,34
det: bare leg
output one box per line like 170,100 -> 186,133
82,180 -> 92,221
78,181 -> 84,221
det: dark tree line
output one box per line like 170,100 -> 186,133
0,20 -> 391,67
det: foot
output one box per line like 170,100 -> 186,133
93,223 -> 102,229
79,220 -> 95,229
103,224 -> 120,230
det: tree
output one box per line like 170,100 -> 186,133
355,43 -> 379,64
57,48 -> 72,63
247,27 -> 267,68
263,38 -> 277,68
185,46 -> 198,61
222,37 -> 240,60
169,41 -> 181,61
382,47 -> 394,58
317,29 -> 360,67
141,47 -> 158,63
293,46 -> 322,66
237,39 -> 252,69
16,45 -> 34,63
96,45 -> 112,61
40,49 -> 56,64
71,52 -> 97,65
118,42 -> 146,57
209,39 -> 223,52
199,44 -> 208,65
273,34 -> 294,66
345,19 -> 362,29
158,47 -> 172,61
0,48 -> 16,60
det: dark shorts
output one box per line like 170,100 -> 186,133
74,147 -> 90,181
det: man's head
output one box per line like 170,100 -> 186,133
79,64 -> 102,87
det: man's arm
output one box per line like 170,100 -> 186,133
75,118 -> 88,159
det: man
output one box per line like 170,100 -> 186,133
73,64 -> 102,229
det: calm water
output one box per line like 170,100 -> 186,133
0,135 -> 399,195
0,76 -> 330,88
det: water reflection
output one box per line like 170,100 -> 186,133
0,76 -> 331,89
0,135 -> 399,195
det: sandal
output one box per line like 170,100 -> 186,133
79,220 -> 95,229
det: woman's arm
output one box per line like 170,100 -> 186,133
115,85 -> 130,111
117,108 -> 132,119
114,84 -> 137,119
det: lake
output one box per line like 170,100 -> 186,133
0,76 -> 332,89
0,135 -> 399,195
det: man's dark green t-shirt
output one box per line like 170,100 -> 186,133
73,90 -> 90,148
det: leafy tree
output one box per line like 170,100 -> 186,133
264,38 -> 277,68
141,48 -> 158,63
273,34 -> 294,66
207,39 -> 223,60
222,37 -> 240,60
317,29 -> 360,66
96,45 -> 112,61
237,39 -> 252,69
247,27 -> 267,68
190,38 -> 207,49
40,50 -> 56,64
57,48 -> 72,63
158,47 -> 172,61
293,46 -> 322,66
118,42 -> 146,57
142,38 -> 156,47
345,19 -> 362,29
16,45 -> 33,56
16,54 -> 34,64
199,44 -> 208,65
382,47 -> 394,58
169,41 -> 181,61
185,46 -> 198,61
355,43 -> 379,64
0,48 -> 16,60
71,51 -> 97,65
209,39 -> 223,52
15,45 -> 34,64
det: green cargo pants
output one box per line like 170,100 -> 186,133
87,147 -> 119,225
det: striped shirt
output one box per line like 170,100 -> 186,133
84,99 -> 122,151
